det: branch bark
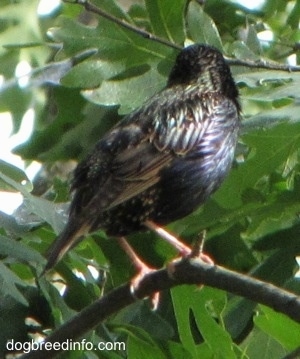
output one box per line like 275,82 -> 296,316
19,258 -> 300,359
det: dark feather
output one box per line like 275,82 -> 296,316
45,44 -> 241,270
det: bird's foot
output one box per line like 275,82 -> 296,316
165,230 -> 214,278
130,263 -> 160,310
117,237 -> 160,309
117,228 -> 213,309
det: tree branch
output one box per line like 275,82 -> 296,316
63,0 -> 181,50
225,56 -> 300,72
63,0 -> 300,72
19,258 -> 300,359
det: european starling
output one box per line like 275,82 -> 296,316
45,44 -> 240,294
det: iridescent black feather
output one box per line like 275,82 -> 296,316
45,44 -> 241,271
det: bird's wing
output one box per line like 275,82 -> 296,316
69,123 -> 173,215
102,95 -> 215,210
71,93 -> 217,213
106,140 -> 172,209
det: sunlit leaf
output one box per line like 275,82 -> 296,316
172,286 -> 237,358
0,171 -> 66,233
186,1 -> 222,49
83,66 -> 165,113
145,0 -> 185,44
255,306 -> 300,350
0,160 -> 32,192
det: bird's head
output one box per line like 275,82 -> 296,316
167,44 -> 239,105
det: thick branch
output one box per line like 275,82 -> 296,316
64,0 -> 300,72
20,258 -> 300,359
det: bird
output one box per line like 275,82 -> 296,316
44,44 -> 241,305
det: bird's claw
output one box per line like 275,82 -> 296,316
130,264 -> 160,310
167,236 -> 214,279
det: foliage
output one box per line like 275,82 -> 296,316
0,0 -> 300,358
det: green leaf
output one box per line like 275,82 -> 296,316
224,245 -> 298,341
115,325 -> 166,359
0,296 -> 29,354
242,103 -> 300,132
30,49 -> 98,87
83,66 -> 166,114
253,222 -> 300,252
235,71 -> 297,89
241,72 -> 300,102
17,86 -> 87,160
192,288 -> 237,359
252,248 -> 296,286
0,211 -> 31,236
0,0 -> 50,129
171,285 -> 197,355
255,306 -> 300,350
0,160 -> 31,192
172,286 -> 236,358
231,41 -> 260,61
224,297 -> 256,341
241,326 -> 287,358
215,122 -> 300,208
61,60 -> 106,89
287,0 -> 300,28
38,276 -> 76,323
92,0 -> 132,21
145,0 -> 186,44
0,0 -> 42,56
51,16 -> 170,66
186,1 -> 222,49
113,303 -> 174,341
245,25 -> 262,55
241,190 -> 300,242
23,197 -> 66,235
0,261 -> 27,305
162,341 -> 193,359
0,76 -> 33,128
0,171 -> 66,233
46,14 -> 174,116
0,234 -> 44,265
127,335 -> 166,359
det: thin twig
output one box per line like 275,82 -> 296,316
225,56 -> 300,72
63,0 -> 181,50
63,0 -> 300,72
19,258 -> 300,359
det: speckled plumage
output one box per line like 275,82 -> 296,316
45,44 -> 241,271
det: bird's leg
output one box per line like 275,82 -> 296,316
144,220 -> 214,264
117,237 -> 160,309
144,220 -> 190,256
144,221 -> 213,283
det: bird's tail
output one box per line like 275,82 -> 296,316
43,220 -> 90,274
